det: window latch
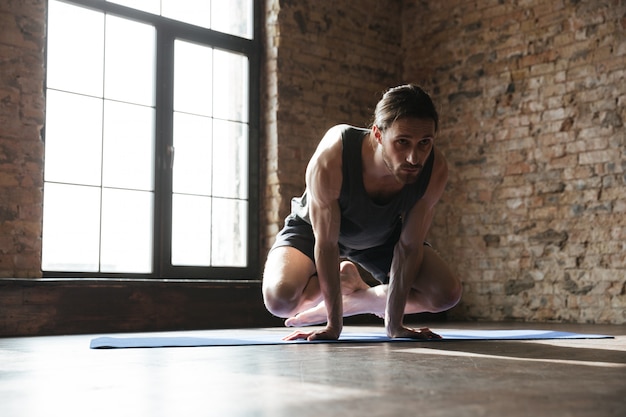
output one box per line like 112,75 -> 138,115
167,145 -> 175,169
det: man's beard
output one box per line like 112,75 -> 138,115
381,146 -> 422,185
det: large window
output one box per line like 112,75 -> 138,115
42,0 -> 259,279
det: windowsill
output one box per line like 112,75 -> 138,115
4,277 -> 262,284
0,277 -> 276,337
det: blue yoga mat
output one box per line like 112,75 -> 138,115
90,328 -> 613,349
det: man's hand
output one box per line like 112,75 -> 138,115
386,325 -> 442,340
282,326 -> 341,341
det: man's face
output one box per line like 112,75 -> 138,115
376,117 -> 436,184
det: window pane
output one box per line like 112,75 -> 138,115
211,0 -> 254,39
42,183 -> 101,272
104,15 -> 156,106
174,40 -> 212,116
112,0 -> 254,39
172,112 -> 212,195
102,101 -> 155,191
43,0 -> 254,274
212,120 -> 248,199
162,0 -> 211,29
44,90 -> 103,186
172,194 -> 211,266
46,0 -> 104,96
106,0 -> 160,15
213,49 -> 248,122
101,188 -> 153,273
211,198 -> 247,266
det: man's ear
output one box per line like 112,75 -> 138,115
372,125 -> 383,144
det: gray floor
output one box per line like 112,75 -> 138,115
1,322 -> 625,417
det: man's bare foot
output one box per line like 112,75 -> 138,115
285,283 -> 388,327
339,261 -> 371,295
340,261 -> 384,319
282,262 -> 372,327
285,261 -> 372,327
285,300 -> 327,327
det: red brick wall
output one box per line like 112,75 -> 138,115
402,0 -> 626,323
0,0 -> 45,277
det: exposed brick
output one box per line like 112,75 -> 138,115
401,0 -> 625,324
0,0 -> 44,278
578,149 -> 616,165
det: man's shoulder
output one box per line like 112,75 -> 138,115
326,124 -> 368,138
312,125 -> 368,170
431,147 -> 449,176
416,147 -> 448,206
317,124 -> 362,155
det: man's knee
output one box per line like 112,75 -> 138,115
262,246 -> 317,318
432,277 -> 462,312
262,280 -> 300,318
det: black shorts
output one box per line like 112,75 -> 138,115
270,216 -> 431,285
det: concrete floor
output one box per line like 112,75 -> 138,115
0,322 -> 624,417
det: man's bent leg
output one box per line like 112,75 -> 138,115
262,246 -> 320,318
285,249 -> 461,326
405,245 -> 462,313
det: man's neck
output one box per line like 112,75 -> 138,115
361,133 -> 404,204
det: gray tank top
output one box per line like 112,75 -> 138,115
290,125 -> 434,251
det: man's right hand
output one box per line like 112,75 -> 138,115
282,325 -> 342,341
386,324 -> 441,340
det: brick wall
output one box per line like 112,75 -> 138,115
0,0 -> 45,277
402,0 -> 626,323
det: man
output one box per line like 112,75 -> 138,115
262,84 -> 462,341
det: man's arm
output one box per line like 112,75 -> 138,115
385,148 -> 448,338
286,126 -> 344,341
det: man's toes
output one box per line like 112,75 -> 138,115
339,261 -> 359,276
284,316 -> 299,327
287,307 -> 328,326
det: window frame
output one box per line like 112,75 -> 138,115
42,0 -> 261,280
